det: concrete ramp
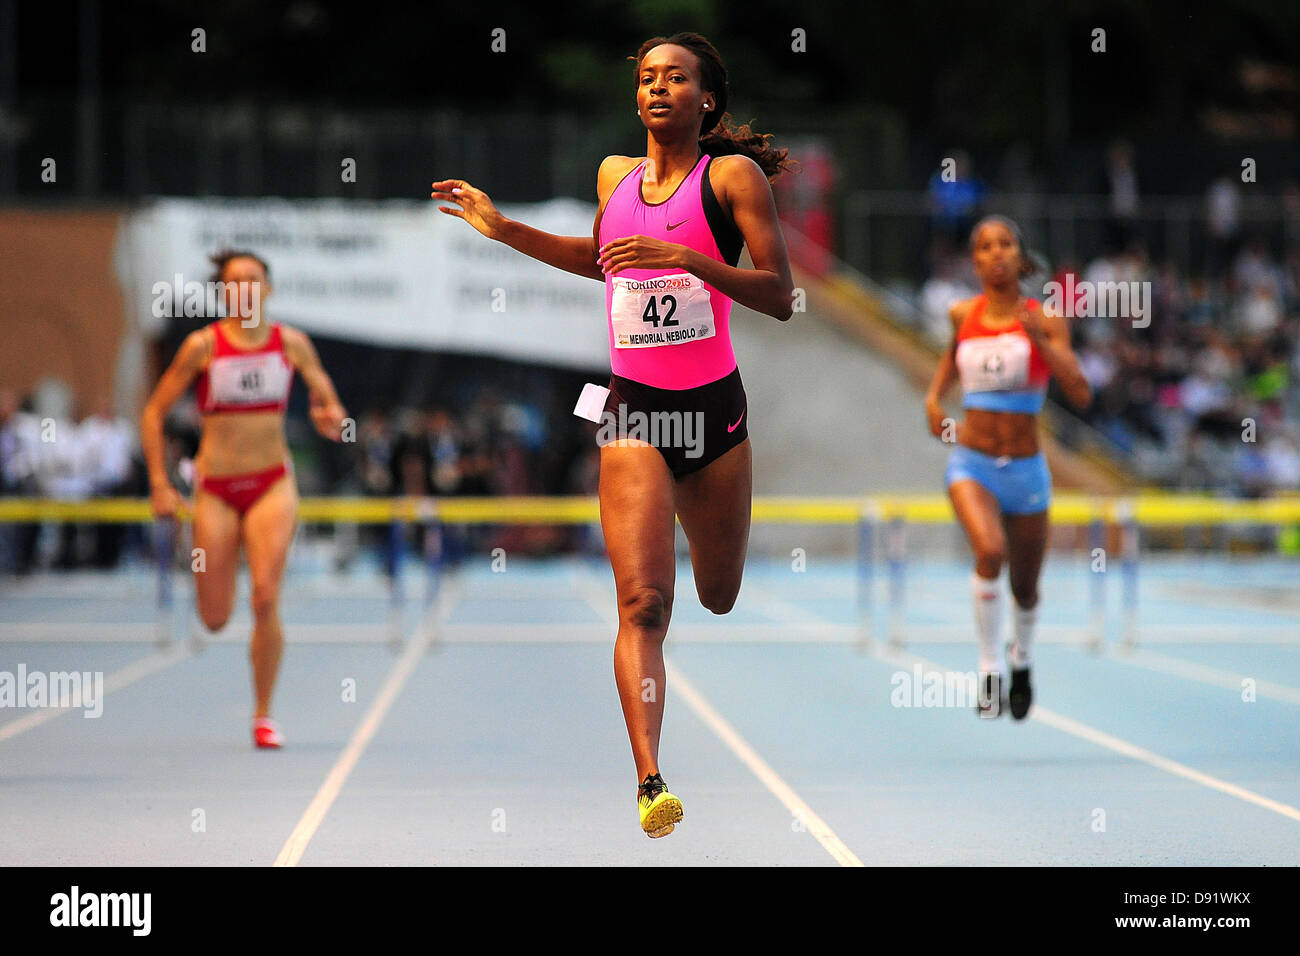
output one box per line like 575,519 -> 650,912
735,258 -> 1129,496
731,293 -> 951,497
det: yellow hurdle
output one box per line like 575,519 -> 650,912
3,493 -> 1300,526
4,494 -> 1297,650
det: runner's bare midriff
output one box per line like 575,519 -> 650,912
960,408 -> 1041,459
196,411 -> 289,477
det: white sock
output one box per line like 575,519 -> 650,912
1011,605 -> 1038,668
971,572 -> 1003,673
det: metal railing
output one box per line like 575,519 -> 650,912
841,189 -> 1295,282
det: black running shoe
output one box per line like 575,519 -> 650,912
976,671 -> 1003,719
1008,666 -> 1032,720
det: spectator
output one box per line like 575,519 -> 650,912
1103,139 -> 1140,251
1232,235 -> 1282,297
390,407 -> 431,497
0,388 -> 41,574
358,410 -> 394,496
1237,284 -> 1283,338
24,378 -> 89,569
1205,170 -> 1241,277
79,398 -> 136,568
427,407 -> 463,495
1263,431 -> 1300,490
919,241 -> 977,344
927,150 -> 986,247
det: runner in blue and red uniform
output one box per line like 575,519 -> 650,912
925,217 -> 1091,720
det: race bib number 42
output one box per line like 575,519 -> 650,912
610,273 -> 714,349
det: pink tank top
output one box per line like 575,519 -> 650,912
599,153 -> 739,389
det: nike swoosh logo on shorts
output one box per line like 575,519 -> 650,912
727,411 -> 745,433
666,219 -> 691,231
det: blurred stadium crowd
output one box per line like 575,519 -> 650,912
0,377 -> 601,573
917,151 -> 1300,494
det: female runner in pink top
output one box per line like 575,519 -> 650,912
432,32 -> 794,837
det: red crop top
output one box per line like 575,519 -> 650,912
954,295 -> 1050,399
194,322 -> 294,414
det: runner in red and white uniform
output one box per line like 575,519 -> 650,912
141,251 -> 348,749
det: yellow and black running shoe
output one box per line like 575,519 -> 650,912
637,772 -> 684,839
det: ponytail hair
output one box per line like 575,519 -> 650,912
209,248 -> 271,284
631,32 -> 796,182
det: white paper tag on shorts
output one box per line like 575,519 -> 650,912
573,383 -> 610,422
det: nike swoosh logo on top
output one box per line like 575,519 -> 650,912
666,219 -> 691,231
727,411 -> 745,433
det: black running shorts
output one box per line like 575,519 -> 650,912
597,367 -> 748,479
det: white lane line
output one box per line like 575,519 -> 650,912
664,659 -> 864,866
424,623 -> 855,643
711,586 -> 1098,645
1031,705 -> 1300,823
1152,582 -> 1300,617
1105,648 -> 1300,706
272,581 -> 457,867
0,624 -> 173,642
573,572 -> 863,866
0,624 -> 402,644
0,645 -> 192,743
271,631 -> 429,866
891,648 -> 1300,825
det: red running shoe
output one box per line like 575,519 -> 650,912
253,717 -> 283,749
